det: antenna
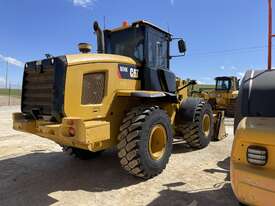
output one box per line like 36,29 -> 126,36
103,16 -> 106,30
268,0 -> 275,70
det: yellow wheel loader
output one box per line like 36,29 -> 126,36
192,76 -> 239,117
13,20 -> 225,179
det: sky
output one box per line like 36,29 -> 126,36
0,0 -> 271,87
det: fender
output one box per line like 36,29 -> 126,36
116,90 -> 178,103
176,98 -> 203,123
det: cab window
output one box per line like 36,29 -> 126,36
147,27 -> 169,70
216,79 -> 231,91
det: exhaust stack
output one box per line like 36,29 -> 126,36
93,21 -> 105,53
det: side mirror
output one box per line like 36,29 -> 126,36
178,40 -> 187,53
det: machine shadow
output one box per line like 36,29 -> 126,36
147,182 -> 238,206
0,150 -> 142,206
203,157 -> 230,181
172,139 -> 203,154
172,142 -> 194,154
147,157 -> 236,206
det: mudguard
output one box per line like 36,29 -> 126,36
116,90 -> 178,103
176,98 -> 203,123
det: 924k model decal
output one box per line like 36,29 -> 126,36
118,64 -> 140,80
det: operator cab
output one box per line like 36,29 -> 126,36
215,76 -> 239,91
94,20 -> 186,94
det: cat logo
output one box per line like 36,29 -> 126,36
118,64 -> 140,80
130,68 -> 139,79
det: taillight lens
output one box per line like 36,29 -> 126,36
247,146 -> 268,166
67,119 -> 74,126
68,127 -> 76,137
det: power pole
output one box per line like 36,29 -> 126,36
268,0 -> 275,70
5,61 -> 8,89
8,83 -> 11,105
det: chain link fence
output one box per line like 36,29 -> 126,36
0,84 -> 21,106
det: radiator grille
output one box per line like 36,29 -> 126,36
81,73 -> 105,104
22,61 -> 54,115
21,57 -> 67,121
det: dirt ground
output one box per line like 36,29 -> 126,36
0,95 -> 20,106
0,106 -> 239,206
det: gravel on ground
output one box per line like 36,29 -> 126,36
0,106 -> 238,206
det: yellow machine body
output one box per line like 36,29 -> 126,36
192,76 -> 239,117
12,53 -> 226,151
231,117 -> 275,206
13,54 -> 180,152
208,89 -> 238,111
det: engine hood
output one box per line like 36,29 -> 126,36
66,54 -> 137,66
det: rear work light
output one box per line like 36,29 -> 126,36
247,146 -> 268,166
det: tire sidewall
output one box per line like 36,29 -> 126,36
197,103 -> 214,148
138,109 -> 173,174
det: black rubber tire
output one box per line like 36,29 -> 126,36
117,106 -> 173,179
62,146 -> 102,160
176,101 -> 214,149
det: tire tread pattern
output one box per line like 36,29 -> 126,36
117,106 -> 169,179
176,101 -> 213,149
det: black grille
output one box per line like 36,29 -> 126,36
21,57 -> 67,120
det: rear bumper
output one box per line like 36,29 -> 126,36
231,161 -> 275,206
12,113 -> 111,152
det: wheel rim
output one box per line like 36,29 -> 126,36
148,124 -> 167,160
202,114 -> 211,137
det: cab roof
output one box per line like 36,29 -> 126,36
215,76 -> 236,80
105,20 -> 172,36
